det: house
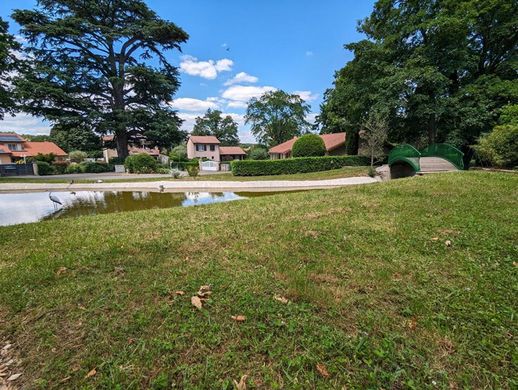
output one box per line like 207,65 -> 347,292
0,133 -> 67,164
102,134 -> 161,163
186,135 -> 246,171
269,132 -> 347,159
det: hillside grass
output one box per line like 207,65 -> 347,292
0,172 -> 516,389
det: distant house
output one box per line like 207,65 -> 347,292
269,132 -> 347,159
0,133 -> 67,164
102,134 -> 161,163
186,135 -> 246,171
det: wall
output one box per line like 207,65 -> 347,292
187,139 -> 220,161
0,155 -> 12,164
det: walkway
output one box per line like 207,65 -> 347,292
0,176 -> 379,193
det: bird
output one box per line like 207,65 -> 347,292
158,184 -> 165,193
48,192 -> 63,211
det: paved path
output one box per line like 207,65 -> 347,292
0,176 -> 379,193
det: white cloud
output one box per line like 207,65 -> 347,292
222,85 -> 276,103
227,101 -> 248,109
169,97 -> 219,112
0,113 -> 51,135
306,113 -> 318,124
179,55 -> 233,79
305,51 -> 314,56
224,72 -> 259,86
293,90 -> 319,102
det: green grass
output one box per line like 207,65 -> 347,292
0,166 -> 369,184
0,172 -> 516,389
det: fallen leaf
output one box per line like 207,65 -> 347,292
56,266 -> 67,276
407,317 -> 417,330
231,315 -> 246,322
431,237 -> 439,241
273,295 -> 289,304
114,266 -> 125,276
316,363 -> 329,378
7,373 -> 22,381
60,376 -> 72,383
233,374 -> 248,390
85,368 -> 96,379
445,240 -> 452,247
175,290 -> 185,296
191,296 -> 203,310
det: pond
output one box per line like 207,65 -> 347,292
0,191 -> 272,227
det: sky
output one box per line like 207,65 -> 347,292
0,0 -> 375,143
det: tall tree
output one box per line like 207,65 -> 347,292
12,0 -> 189,159
0,17 -> 20,119
49,122 -> 102,152
319,0 -> 518,161
192,109 -> 239,145
245,90 -> 311,147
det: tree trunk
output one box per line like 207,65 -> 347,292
346,130 -> 359,155
116,131 -> 129,161
428,115 -> 437,144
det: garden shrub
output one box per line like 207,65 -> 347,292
475,124 -> 518,168
232,155 -> 370,176
292,134 -> 326,157
186,162 -> 199,177
156,167 -> 171,174
81,161 -> 112,173
52,161 -> 69,174
169,144 -> 188,161
69,150 -> 87,163
124,153 -> 158,173
248,146 -> 269,160
36,161 -> 55,175
33,153 -> 56,164
66,162 -> 83,174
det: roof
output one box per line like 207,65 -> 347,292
0,133 -> 25,143
269,133 -> 346,154
11,142 -> 67,157
189,135 -> 221,144
219,146 -> 246,155
129,146 -> 160,156
0,145 -> 12,154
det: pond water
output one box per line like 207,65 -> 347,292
0,191 -> 271,227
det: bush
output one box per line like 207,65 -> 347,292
475,124 -> 518,168
69,150 -> 88,163
156,167 -> 171,174
171,169 -> 181,179
248,146 -> 269,160
36,161 -> 55,175
292,134 -> 326,157
52,161 -> 69,174
169,144 -> 188,161
109,157 -> 125,165
232,155 -> 370,176
186,162 -> 199,177
66,162 -> 83,174
124,153 -> 158,173
33,153 -> 56,164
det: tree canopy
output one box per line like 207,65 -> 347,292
12,0 -> 189,159
318,0 -> 518,160
49,122 -> 102,153
0,17 -> 20,119
191,109 -> 239,146
245,90 -> 311,147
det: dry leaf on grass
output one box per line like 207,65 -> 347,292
7,373 -> 22,381
191,296 -> 203,310
56,266 -> 67,276
231,315 -> 246,322
233,374 -> 248,390
85,368 -> 96,379
316,363 -> 329,378
197,285 -> 212,299
175,290 -> 185,296
273,295 -> 289,304
431,237 -> 439,241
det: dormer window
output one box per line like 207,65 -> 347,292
7,143 -> 22,151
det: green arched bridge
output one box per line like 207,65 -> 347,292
388,143 -> 464,178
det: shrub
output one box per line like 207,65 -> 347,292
292,134 -> 326,157
36,161 -> 55,175
232,155 -> 370,176
52,161 -> 69,174
171,169 -> 181,179
66,162 -> 83,174
169,144 -> 188,161
81,162 -> 112,173
33,153 -> 56,164
69,150 -> 88,163
156,167 -> 171,174
368,166 -> 377,177
109,157 -> 125,165
124,153 -> 158,173
186,162 -> 199,177
475,124 -> 518,168
248,146 -> 269,160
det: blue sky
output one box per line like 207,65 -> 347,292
0,0 -> 375,142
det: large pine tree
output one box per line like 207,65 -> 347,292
0,17 -> 20,120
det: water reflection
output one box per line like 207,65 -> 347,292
0,191 -> 250,227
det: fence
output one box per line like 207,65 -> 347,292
0,163 -> 35,176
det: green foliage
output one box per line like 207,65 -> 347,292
124,153 -> 158,173
49,123 -> 102,153
292,134 -> 326,157
232,156 -> 370,176
248,146 -> 269,160
0,17 -> 20,119
33,153 -> 55,164
499,104 -> 518,125
155,167 -> 171,174
69,150 -> 88,163
35,161 -> 54,175
12,0 -> 189,159
475,125 -> 518,168
66,163 -> 83,174
192,109 -> 239,146
169,144 -> 188,161
186,163 -> 199,177
245,90 -> 311,147
81,162 -> 112,173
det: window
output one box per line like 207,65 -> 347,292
196,144 -> 206,152
210,145 -> 215,151
7,143 -> 21,151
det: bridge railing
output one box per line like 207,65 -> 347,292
420,143 -> 464,170
388,144 -> 421,172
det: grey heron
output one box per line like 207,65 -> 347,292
48,192 -> 63,211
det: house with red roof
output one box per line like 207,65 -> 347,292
187,135 -> 246,164
0,133 -> 67,164
269,132 -> 347,159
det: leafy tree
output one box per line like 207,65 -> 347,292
0,17 -> 20,119
21,134 -> 52,141
248,146 -> 269,160
169,144 -> 187,161
292,134 -> 326,157
49,122 -> 102,153
68,150 -> 88,163
192,109 -> 239,146
319,0 -> 518,163
359,111 -> 389,168
245,90 -> 311,147
475,125 -> 518,168
12,0 -> 189,159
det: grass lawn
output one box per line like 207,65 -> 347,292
0,166 -> 369,184
0,172 -> 516,389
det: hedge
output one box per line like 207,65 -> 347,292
231,155 -> 370,176
292,134 -> 326,157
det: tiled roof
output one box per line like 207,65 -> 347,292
189,135 -> 221,144
129,146 -> 160,156
0,133 -> 24,143
269,133 -> 346,154
11,142 -> 67,157
219,146 -> 246,155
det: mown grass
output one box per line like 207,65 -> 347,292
0,171 -> 516,389
0,166 -> 369,184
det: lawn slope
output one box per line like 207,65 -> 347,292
0,172 -> 516,389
